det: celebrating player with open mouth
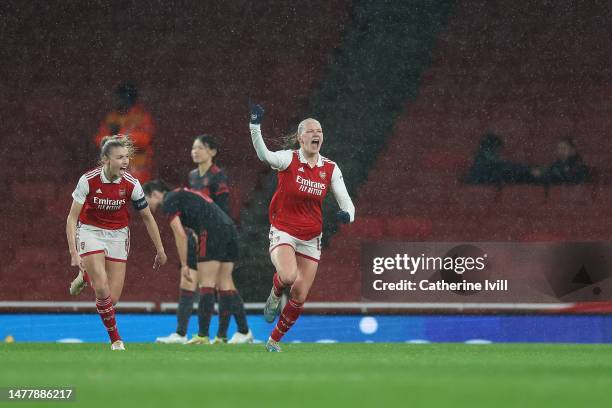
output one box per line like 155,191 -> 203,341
249,104 -> 355,352
66,135 -> 167,350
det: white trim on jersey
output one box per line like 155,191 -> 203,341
122,172 -> 138,185
130,179 -> 145,201
122,172 -> 145,201
330,165 -> 355,222
85,167 -> 102,179
72,174 -> 90,204
85,171 -> 101,183
73,168 -> 145,204
100,168 -> 122,184
297,148 -> 324,167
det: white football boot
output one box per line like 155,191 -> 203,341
69,270 -> 87,296
155,332 -> 188,344
228,330 -> 254,344
111,340 -> 126,351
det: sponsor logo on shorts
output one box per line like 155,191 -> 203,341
81,242 -> 85,250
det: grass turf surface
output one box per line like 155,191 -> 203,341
1,343 -> 611,408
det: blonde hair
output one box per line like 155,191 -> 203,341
99,134 -> 136,164
282,118 -> 320,149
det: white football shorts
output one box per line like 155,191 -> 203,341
77,224 -> 130,263
268,226 -> 321,262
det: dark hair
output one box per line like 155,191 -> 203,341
479,132 -> 504,151
142,179 -> 171,196
195,134 -> 219,157
115,82 -> 138,106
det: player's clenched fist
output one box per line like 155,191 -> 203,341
250,104 -> 264,125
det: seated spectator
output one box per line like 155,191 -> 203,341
94,82 -> 154,182
465,132 -> 537,185
545,138 -> 589,184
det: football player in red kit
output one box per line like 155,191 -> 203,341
66,135 -> 167,350
249,105 -> 355,352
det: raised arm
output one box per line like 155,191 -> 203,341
330,165 -> 355,224
249,104 -> 292,171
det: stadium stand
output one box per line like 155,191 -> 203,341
311,0 -> 612,301
0,1 -> 351,304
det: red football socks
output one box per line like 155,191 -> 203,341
270,298 -> 304,342
272,272 -> 285,297
95,295 -> 121,343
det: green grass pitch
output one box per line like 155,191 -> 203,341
1,343 -> 611,408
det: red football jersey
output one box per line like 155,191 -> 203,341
72,167 -> 148,230
270,151 -> 336,240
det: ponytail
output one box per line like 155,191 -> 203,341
282,130 -> 300,150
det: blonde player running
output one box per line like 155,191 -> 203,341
66,135 -> 167,350
249,104 -> 355,352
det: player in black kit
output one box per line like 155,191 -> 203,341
187,135 -> 230,213
144,179 -> 253,344
155,135 -> 251,344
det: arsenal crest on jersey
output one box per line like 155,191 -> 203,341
319,171 -> 327,180
119,188 -> 126,197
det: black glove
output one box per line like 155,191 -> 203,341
250,104 -> 264,125
336,210 -> 351,224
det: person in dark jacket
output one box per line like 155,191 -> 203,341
545,138 -> 589,184
466,132 -> 537,185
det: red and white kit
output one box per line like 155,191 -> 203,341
72,167 -> 148,262
250,125 -> 355,261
